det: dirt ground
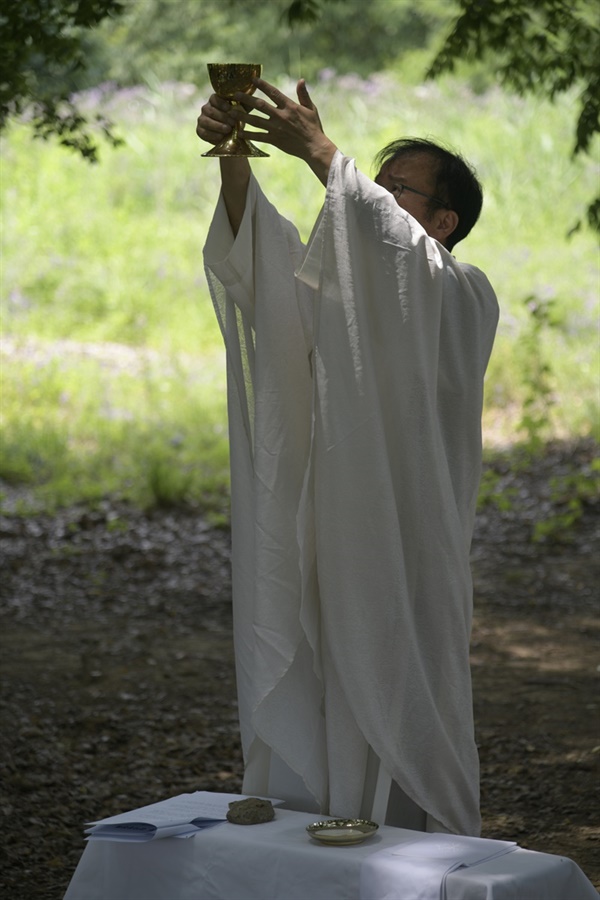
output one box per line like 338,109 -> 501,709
1,440 -> 598,899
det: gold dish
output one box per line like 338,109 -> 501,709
306,819 -> 379,845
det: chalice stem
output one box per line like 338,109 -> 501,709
230,102 -> 242,142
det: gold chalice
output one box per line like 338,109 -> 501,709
202,63 -> 269,158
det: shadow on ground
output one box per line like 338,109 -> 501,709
1,440 -> 598,897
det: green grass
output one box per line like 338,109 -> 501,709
0,349 -> 229,511
1,74 -> 598,509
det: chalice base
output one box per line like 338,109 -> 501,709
202,134 -> 269,158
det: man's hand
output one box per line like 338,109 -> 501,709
234,78 -> 337,185
196,94 -> 237,145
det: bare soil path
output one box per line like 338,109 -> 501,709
1,440 -> 598,898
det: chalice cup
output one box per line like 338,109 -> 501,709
202,63 -> 269,158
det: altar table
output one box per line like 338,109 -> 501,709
64,808 -> 597,900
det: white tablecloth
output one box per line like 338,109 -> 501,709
64,808 -> 597,900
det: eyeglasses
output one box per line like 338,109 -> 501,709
389,182 -> 448,207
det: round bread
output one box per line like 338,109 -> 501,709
226,797 -> 275,825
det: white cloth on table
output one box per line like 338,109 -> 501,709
63,808 -> 600,900
359,832 -> 517,900
203,150 -> 499,835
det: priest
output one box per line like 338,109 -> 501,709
198,77 -> 498,836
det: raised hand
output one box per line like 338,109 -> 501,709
234,78 -> 337,183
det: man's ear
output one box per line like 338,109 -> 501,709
434,208 -> 459,245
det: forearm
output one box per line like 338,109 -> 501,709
219,158 -> 251,236
303,136 -> 338,187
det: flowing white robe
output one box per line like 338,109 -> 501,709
203,150 -> 499,836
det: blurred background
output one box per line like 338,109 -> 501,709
1,0 -> 598,513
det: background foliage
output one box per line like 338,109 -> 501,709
427,0 -> 600,231
95,0 -> 452,84
1,0 -> 598,511
0,0 -> 125,160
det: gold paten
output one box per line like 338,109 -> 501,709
306,818 -> 379,845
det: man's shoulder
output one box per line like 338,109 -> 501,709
455,261 -> 495,295
447,260 -> 499,329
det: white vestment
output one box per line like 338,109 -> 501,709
203,151 -> 499,836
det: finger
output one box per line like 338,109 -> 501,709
205,95 -> 237,122
252,77 -> 289,109
196,122 -> 232,143
210,93 -> 233,114
200,97 -> 232,122
196,107 -> 233,140
233,93 -> 262,110
296,78 -> 314,109
196,120 -> 232,139
203,108 -> 234,128
197,112 -> 232,136
239,129 -> 274,145
234,92 -> 275,116
237,112 -> 273,131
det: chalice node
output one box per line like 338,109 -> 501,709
202,63 -> 269,158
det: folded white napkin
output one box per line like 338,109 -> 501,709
360,832 -> 517,900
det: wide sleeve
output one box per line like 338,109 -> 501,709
203,175 -> 328,806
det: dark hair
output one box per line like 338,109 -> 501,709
373,138 -> 483,250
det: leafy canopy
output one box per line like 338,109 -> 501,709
0,0 -> 125,161
284,0 -> 599,232
1,0 -> 598,230
426,0 -> 600,231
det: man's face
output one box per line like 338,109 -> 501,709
375,153 -> 456,247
